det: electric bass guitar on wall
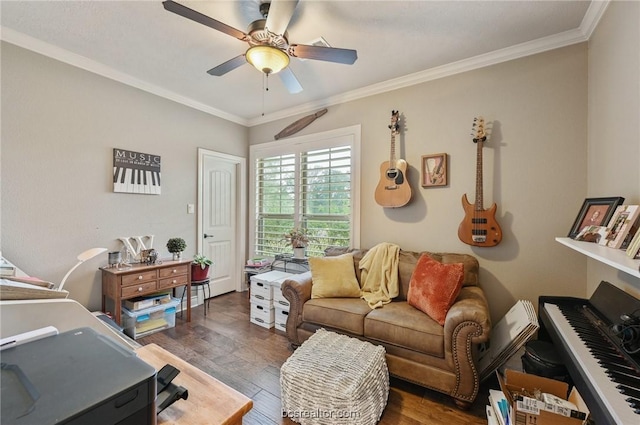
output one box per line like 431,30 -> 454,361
375,110 -> 412,208
458,117 -> 502,247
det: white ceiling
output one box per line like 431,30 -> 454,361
1,1 -> 605,126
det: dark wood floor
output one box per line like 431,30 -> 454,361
139,291 -> 498,424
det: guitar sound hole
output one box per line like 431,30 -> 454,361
386,169 -> 404,184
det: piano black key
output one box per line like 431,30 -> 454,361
617,384 -> 640,400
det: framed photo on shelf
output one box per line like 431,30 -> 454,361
421,153 -> 447,187
601,205 -> 640,249
568,196 -> 624,239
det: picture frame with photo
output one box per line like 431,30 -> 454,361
574,225 -> 609,244
568,196 -> 624,239
421,153 -> 447,187
601,205 -> 640,249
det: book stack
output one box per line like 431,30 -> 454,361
478,300 -> 539,382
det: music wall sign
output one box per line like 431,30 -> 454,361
113,148 -> 161,195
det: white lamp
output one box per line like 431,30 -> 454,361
57,248 -> 108,291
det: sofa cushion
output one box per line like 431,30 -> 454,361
303,298 -> 371,335
324,247 -> 480,302
309,253 -> 362,299
407,254 -> 464,325
364,302 -> 444,357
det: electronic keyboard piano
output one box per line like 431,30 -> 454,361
539,281 -> 640,425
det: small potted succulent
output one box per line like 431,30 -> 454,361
192,254 -> 213,281
166,237 -> 186,261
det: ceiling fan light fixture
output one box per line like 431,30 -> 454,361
246,45 -> 289,75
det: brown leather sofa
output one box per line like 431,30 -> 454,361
280,247 -> 491,409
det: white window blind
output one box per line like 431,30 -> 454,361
250,126 -> 360,258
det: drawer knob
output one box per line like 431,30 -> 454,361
172,269 -> 177,273
172,280 -> 177,284
138,275 -> 143,280
138,287 -> 143,292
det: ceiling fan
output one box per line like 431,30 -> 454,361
162,0 -> 358,94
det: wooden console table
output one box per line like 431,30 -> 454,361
101,259 -> 192,326
136,343 -> 253,425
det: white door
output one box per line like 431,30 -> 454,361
198,149 -> 246,298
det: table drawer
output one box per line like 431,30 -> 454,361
122,270 -> 158,286
159,265 -> 189,278
122,280 -> 158,298
158,274 -> 189,290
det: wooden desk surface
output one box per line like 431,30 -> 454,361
136,343 -> 253,425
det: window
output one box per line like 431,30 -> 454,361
250,125 -> 360,258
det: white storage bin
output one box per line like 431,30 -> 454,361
250,279 -> 273,302
252,270 -> 293,285
121,297 -> 179,340
250,297 -> 274,329
272,284 -> 290,309
275,307 -> 289,332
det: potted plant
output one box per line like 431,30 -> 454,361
283,228 -> 310,259
192,254 -> 213,281
166,237 -> 186,261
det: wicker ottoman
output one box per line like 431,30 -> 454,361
280,329 -> 389,425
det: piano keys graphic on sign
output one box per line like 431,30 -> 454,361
113,148 -> 161,195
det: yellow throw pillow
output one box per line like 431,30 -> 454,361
310,253 -> 362,298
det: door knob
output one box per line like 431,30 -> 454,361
204,234 -> 214,238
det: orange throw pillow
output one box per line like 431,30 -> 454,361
407,254 -> 464,325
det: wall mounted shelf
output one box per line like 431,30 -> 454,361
555,237 -> 640,279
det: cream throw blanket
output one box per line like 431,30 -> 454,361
359,242 -> 400,309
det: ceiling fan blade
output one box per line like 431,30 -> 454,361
279,67 -> 303,94
163,0 -> 247,41
288,44 -> 357,65
207,55 -> 247,76
265,0 -> 299,35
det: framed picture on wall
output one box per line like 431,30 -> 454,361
113,148 -> 162,195
421,153 -> 447,187
567,196 -> 624,239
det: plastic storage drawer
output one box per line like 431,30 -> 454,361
122,297 -> 179,339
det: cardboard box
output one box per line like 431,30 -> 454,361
497,369 -> 589,425
124,292 -> 171,311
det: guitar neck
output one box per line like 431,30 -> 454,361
389,133 -> 396,166
474,139 -> 484,211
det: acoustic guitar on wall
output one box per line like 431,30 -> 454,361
458,117 -> 502,247
375,110 -> 411,208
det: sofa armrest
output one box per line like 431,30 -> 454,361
444,286 -> 491,344
280,271 -> 312,346
443,286 -> 491,403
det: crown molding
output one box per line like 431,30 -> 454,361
580,0 -> 610,39
0,27 -> 249,126
3,0 -> 609,130
248,27 -> 589,126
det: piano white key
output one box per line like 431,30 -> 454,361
544,303 -> 639,425
144,171 -> 151,194
114,167 -> 126,192
122,168 -> 132,193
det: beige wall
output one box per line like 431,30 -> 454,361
250,44 -> 589,321
2,1 -> 638,322
1,42 -> 248,311
586,0 -> 640,299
